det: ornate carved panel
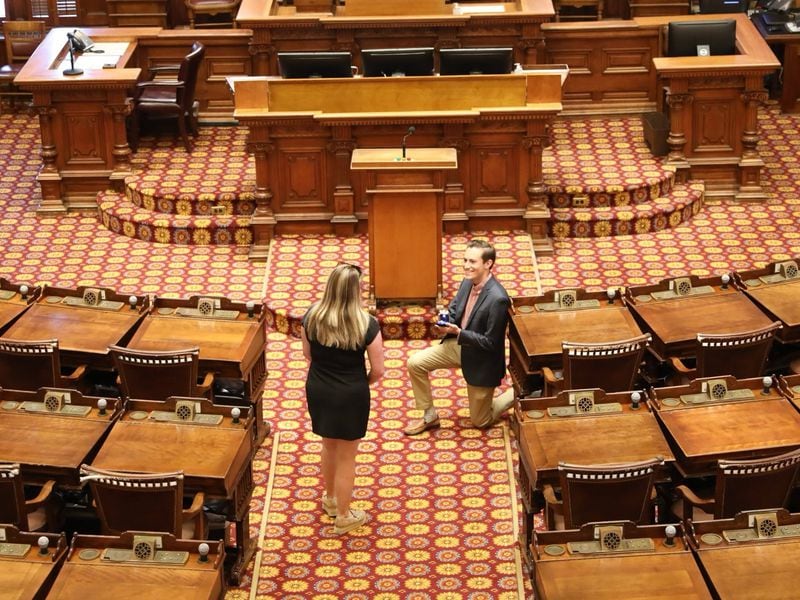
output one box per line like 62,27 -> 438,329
471,146 -> 519,205
602,48 -> 651,74
62,111 -> 108,168
278,150 -> 328,210
692,101 -> 735,154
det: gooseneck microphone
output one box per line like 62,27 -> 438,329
401,125 -> 416,159
63,34 -> 83,77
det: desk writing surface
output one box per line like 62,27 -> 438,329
744,279 -> 800,337
0,410 -> 110,476
2,303 -> 142,355
127,313 -> 258,364
512,304 -> 642,365
518,411 -> 673,484
0,301 -> 29,332
629,291 -> 773,359
696,540 -> 800,599
92,419 -> 250,497
656,398 -> 800,463
535,553 -> 711,599
0,553 -> 59,600
48,561 -> 221,600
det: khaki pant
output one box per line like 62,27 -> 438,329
407,339 -> 495,428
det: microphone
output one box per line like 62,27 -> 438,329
401,125 -> 416,159
63,33 -> 83,77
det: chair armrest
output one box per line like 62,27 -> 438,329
197,372 -> 214,395
62,364 -> 87,382
541,367 -> 560,385
542,483 -> 563,516
183,491 -> 205,520
675,484 -> 714,508
147,64 -> 180,74
137,80 -> 185,89
25,480 -> 55,513
669,357 -> 696,375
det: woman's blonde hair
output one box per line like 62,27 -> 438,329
305,263 -> 369,350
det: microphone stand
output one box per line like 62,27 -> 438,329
63,34 -> 83,77
401,126 -> 415,160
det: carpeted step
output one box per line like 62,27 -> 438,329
546,171 -> 676,208
548,181 -> 704,238
124,170 -> 257,216
543,117 -> 677,208
97,190 -> 253,245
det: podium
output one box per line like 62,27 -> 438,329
350,148 -> 457,307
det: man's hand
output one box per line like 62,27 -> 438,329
432,322 -> 460,337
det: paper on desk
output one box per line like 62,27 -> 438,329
458,4 -> 506,13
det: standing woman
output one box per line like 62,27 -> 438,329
301,263 -> 385,534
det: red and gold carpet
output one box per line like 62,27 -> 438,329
2,100 -> 800,599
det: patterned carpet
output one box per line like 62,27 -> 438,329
1,101 -> 799,599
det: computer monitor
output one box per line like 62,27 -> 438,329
759,0 -> 794,11
698,0 -> 748,13
667,19 -> 737,57
438,47 -> 514,75
361,47 -> 435,77
277,52 -> 353,79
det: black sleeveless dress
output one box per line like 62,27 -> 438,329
303,313 -> 380,441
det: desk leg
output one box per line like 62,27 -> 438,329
226,510 -> 257,586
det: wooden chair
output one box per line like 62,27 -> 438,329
0,338 -> 87,391
110,345 -> 214,401
0,463 -> 56,531
0,21 -> 46,112
184,0 -> 241,28
543,457 -> 664,529
676,448 -> 800,521
669,321 -> 782,383
79,465 -> 206,539
129,41 -> 205,152
542,334 -> 651,396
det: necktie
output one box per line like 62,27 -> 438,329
460,285 -> 481,329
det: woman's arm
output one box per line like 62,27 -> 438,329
301,326 -> 312,362
366,330 -> 385,385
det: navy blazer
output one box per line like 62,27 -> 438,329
444,275 -> 510,388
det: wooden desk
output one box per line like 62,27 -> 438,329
649,375 -> 800,477
532,522 -> 712,599
735,262 -> 800,343
690,509 -> 800,600
2,285 -> 148,370
125,295 -> 269,444
778,373 -> 800,411
91,398 -> 256,585
0,389 -> 121,486
626,276 -> 773,361
48,532 -> 224,599
509,289 -> 643,394
752,12 -> 800,114
0,527 -> 66,600
514,389 -> 674,562
231,72 -> 563,258
237,0 -> 555,76
351,147 -> 456,306
0,279 -> 38,333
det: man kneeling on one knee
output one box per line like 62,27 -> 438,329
404,239 -> 515,436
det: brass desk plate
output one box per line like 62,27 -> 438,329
525,409 -> 545,419
567,538 -> 654,554
0,542 -> 31,557
156,307 -> 175,315
700,533 -> 723,545
517,305 -> 534,314
0,290 -> 15,300
723,523 -> 800,543
650,285 -> 714,301
150,410 -> 223,426
18,401 -> 92,417
745,278 -> 762,287
1,401 -> 19,410
129,411 -> 149,420
62,296 -> 124,311
103,548 -> 189,565
635,294 -> 652,303
760,274 -> 789,285
547,403 -> 623,418
78,549 -> 101,560
175,307 -> 239,320
544,544 -> 566,556
534,299 -> 602,312
679,388 -> 754,405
